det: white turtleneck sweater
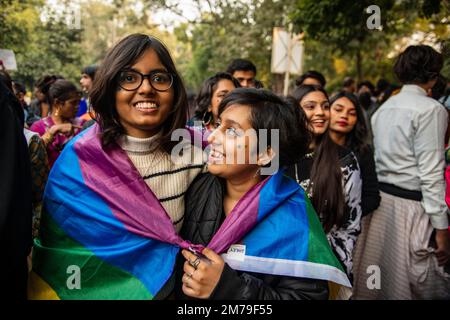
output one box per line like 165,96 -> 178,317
117,134 -> 205,233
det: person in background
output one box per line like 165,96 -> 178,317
430,75 -> 450,145
342,77 -> 356,94
357,80 -> 375,96
353,45 -> 450,300
1,71 -> 47,238
286,85 -> 363,284
23,128 -> 49,239
0,71 -> 33,300
29,75 -> 60,119
356,81 -> 378,143
295,70 -> 326,88
78,64 -> 98,120
30,79 -> 85,168
375,78 -> 397,105
444,144 -> 450,274
439,78 -> 450,109
328,91 -> 380,217
188,72 -> 240,132
226,58 -> 257,88
429,74 -> 447,101
12,82 -> 28,122
253,79 -> 264,89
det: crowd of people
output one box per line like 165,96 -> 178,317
1,33 -> 449,300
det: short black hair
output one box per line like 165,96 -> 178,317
343,77 -> 355,88
431,74 -> 447,100
357,80 -> 375,93
194,72 -> 240,119
81,65 -> 98,80
226,59 -> 257,75
295,70 -> 326,87
376,79 -> 390,92
218,88 -> 310,167
394,45 -> 443,85
13,81 -> 26,94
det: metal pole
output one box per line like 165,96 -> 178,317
283,26 -> 293,96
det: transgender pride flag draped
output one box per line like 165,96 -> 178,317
28,124 -> 350,300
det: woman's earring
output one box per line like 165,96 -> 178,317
253,167 -> 262,178
202,110 -> 213,126
112,116 -> 121,127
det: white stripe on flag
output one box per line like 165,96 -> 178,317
222,253 -> 352,288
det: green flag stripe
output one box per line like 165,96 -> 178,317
33,211 -> 153,300
305,196 -> 345,272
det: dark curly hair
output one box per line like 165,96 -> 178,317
194,72 -> 240,119
90,34 -> 188,151
394,45 -> 443,85
330,91 -> 369,156
218,88 -> 311,168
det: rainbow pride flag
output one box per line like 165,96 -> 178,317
28,124 -> 350,300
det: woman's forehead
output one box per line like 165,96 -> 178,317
302,91 -> 327,102
221,104 -> 252,126
130,48 -> 166,72
333,97 -> 355,109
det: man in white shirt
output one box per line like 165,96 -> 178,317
354,45 -> 450,299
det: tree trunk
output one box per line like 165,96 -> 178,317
356,47 -> 363,82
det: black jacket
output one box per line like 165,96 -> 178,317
175,173 -> 329,300
354,145 -> 380,216
0,83 -> 32,300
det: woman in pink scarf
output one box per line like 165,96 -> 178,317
30,79 -> 85,168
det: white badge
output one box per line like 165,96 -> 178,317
226,244 -> 246,261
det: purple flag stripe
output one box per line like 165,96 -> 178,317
74,124 -> 194,249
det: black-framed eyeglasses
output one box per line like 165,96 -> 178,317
118,69 -> 174,92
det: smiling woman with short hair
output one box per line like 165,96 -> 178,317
176,88 -> 351,300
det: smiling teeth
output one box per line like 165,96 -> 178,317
135,102 -> 157,109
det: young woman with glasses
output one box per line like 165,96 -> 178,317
28,34 -> 206,300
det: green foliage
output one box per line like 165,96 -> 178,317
1,0 -> 448,95
291,0 -> 448,84
173,0 -> 293,91
1,0 -> 83,88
